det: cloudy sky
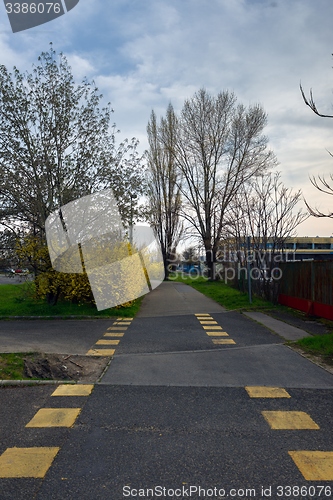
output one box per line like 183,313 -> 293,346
1,0 -> 333,236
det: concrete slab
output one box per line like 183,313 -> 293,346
100,344 -> 333,388
243,311 -> 310,340
137,281 -> 226,317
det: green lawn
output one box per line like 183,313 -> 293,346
0,353 -> 30,380
172,275 -> 271,310
295,333 -> 333,364
0,283 -> 142,318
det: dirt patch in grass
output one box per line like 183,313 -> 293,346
0,353 -> 111,382
23,353 -> 111,382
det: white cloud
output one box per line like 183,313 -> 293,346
1,0 -> 333,236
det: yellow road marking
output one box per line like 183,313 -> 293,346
195,313 -> 210,316
86,349 -> 115,356
202,325 -> 223,330
115,322 -> 131,325
245,386 -> 291,398
199,321 -> 218,325
96,339 -> 120,345
0,447 -> 60,478
196,316 -> 213,319
52,385 -> 94,397
117,317 -> 133,320
211,339 -> 236,344
104,333 -> 124,337
107,326 -> 128,331
262,411 -> 319,430
26,408 -> 81,428
288,451 -> 333,480
206,331 -> 229,336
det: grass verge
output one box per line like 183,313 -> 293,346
172,275 -> 271,310
0,284 -> 142,318
0,353 -> 34,380
294,333 -> 333,366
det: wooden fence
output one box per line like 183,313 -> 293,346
278,260 -> 333,320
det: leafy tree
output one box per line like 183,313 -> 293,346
0,45 -> 143,305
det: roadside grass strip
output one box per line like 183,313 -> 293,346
0,447 -> 60,478
288,451 -> 333,481
262,411 -> 320,430
51,384 -> 94,397
26,408 -> 82,428
245,386 -> 291,398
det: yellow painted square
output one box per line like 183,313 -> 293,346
96,339 -> 120,345
51,385 -> 94,397
199,321 -> 218,325
86,349 -> 115,356
202,325 -> 223,330
212,339 -> 236,344
0,447 -> 60,478
104,332 -> 124,337
262,411 -> 319,430
206,331 -> 229,336
245,386 -> 291,398
212,339 -> 233,344
195,313 -> 210,316
289,451 -> 333,480
26,408 -> 81,428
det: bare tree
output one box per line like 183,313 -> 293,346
174,88 -> 276,278
300,83 -> 333,119
227,172 -> 308,300
300,78 -> 333,218
146,105 -> 183,278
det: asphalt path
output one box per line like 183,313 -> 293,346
0,281 -> 333,499
0,319 -> 115,354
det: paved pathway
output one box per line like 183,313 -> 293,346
0,281 -> 333,499
243,311 -> 311,340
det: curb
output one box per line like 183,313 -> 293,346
0,316 -> 118,320
0,379 -> 77,386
